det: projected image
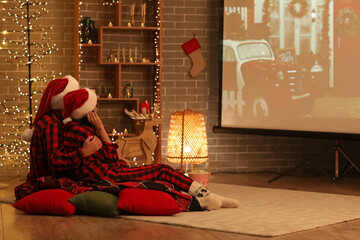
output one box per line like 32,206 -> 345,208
221,0 -> 360,135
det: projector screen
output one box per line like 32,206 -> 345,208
216,0 -> 360,138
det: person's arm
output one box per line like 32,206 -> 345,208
81,136 -> 102,157
87,110 -> 112,143
86,110 -> 123,163
86,111 -> 128,164
46,123 -> 101,170
119,156 -> 132,167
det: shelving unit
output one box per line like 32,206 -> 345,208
97,97 -> 139,114
73,0 -> 162,163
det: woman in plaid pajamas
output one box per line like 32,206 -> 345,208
61,88 -> 240,210
14,76 -> 103,201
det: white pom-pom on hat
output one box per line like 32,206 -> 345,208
21,128 -> 34,142
62,117 -> 73,125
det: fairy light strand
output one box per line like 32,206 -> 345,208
0,0 -> 61,169
77,0 -> 161,164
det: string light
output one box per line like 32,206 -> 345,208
0,1 -> 61,169
154,0 -> 162,157
76,0 -> 162,163
102,0 -> 119,6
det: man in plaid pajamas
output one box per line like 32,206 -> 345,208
60,88 -> 240,210
14,76 -> 103,200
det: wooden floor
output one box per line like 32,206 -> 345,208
2,172 -> 360,240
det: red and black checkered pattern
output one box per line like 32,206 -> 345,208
15,117 -> 195,201
15,111 -> 85,200
63,120 -> 194,192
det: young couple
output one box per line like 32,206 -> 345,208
15,76 -> 239,211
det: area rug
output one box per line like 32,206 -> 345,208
120,183 -> 360,237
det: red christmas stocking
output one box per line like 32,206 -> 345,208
182,37 -> 206,77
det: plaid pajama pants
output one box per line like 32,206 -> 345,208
64,121 -> 194,192
114,163 -> 194,192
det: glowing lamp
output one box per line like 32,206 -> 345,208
167,109 -> 208,173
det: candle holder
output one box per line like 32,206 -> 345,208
135,46 -> 138,62
141,2 -> 146,27
128,3 -> 135,27
123,83 -> 133,98
142,58 -> 150,63
129,48 -> 133,62
107,49 -> 114,62
122,48 -> 126,63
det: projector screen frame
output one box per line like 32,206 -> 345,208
214,0 -> 360,141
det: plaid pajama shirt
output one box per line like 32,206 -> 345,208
63,120 -> 194,192
14,111 -> 86,200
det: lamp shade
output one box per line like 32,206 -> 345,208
167,109 -> 208,170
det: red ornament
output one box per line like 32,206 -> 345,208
140,100 -> 150,114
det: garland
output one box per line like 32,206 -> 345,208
335,7 -> 360,37
288,0 -> 308,18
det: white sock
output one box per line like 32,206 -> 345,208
189,181 -> 221,210
189,182 -> 240,209
213,193 -> 240,208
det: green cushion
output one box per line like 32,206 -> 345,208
68,191 -> 119,217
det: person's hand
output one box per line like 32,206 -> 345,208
87,109 -> 104,131
81,135 -> 102,157
119,157 -> 132,167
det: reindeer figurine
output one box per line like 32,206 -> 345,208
115,109 -> 162,165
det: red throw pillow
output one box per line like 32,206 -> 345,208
12,189 -> 76,216
117,188 -> 182,216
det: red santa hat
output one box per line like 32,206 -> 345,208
51,75 -> 79,110
21,75 -> 80,142
62,88 -> 97,124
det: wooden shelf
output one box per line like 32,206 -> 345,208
108,133 -> 137,137
121,62 -> 158,65
74,0 -> 162,164
101,26 -> 159,31
99,62 -> 158,66
79,43 -> 101,47
98,97 -> 139,101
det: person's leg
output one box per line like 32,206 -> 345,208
187,180 -> 221,210
115,164 -> 193,192
115,164 -> 239,210
115,164 -> 221,210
